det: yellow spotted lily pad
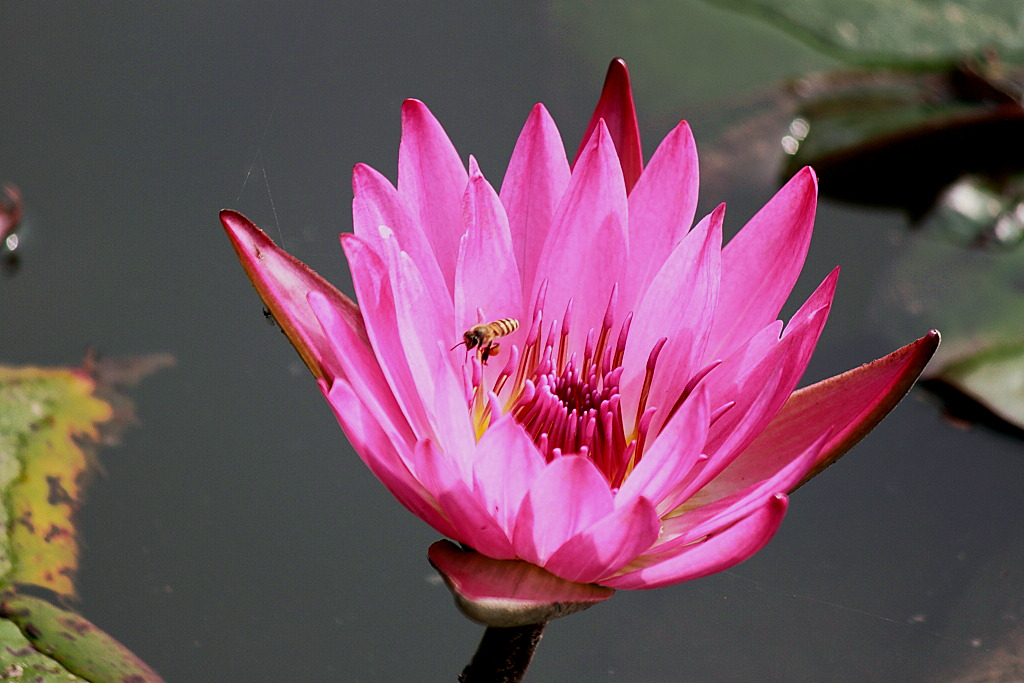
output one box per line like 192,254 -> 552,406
0,365 -> 112,596
0,357 -> 171,682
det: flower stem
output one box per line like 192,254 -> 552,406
459,622 -> 547,682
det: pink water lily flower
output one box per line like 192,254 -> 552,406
223,60 -> 937,595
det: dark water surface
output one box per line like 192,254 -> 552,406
3,3 -> 1023,681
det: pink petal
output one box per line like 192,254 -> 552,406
376,227 -> 459,427
692,267 -> 835,432
686,297 -> 833,501
659,431 -> 830,552
499,104 -> 570,300
784,270 -> 839,344
352,163 -> 450,315
412,439 -> 516,560
615,384 -> 711,511
601,494 -> 789,590
428,540 -> 614,628
623,120 -> 700,310
574,58 -> 643,194
455,158 -> 525,336
308,290 -> 416,451
512,456 -> 615,567
397,99 -> 469,292
340,234 -> 432,438
697,330 -> 939,502
703,269 -> 839,456
544,496 -> 660,584
622,205 -> 722,433
220,210 -> 364,383
323,379 -> 457,539
428,340 -> 478,479
706,167 -> 818,361
660,361 -> 786,513
531,121 -> 628,350
472,414 -> 549,538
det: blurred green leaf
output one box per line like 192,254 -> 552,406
706,0 -> 1024,66
780,63 -> 1024,214
940,342 -> 1024,428
0,357 -> 171,681
875,175 -> 1024,430
1,591 -> 164,682
0,617 -> 77,681
0,366 -> 112,597
547,0 -> 831,122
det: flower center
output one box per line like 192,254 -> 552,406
466,282 -> 667,488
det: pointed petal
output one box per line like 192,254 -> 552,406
703,269 -> 838,456
784,268 -> 839,338
692,270 -> 838,490
601,494 -> 788,589
623,120 -> 699,309
683,299 -> 833,502
707,167 -> 818,360
341,234 -> 432,437
429,340 -> 478,478
622,205 -> 722,431
428,540 -> 614,628
397,99 -> 469,291
615,385 -> 710,511
499,104 -> 570,299
699,330 -> 939,501
455,159 -> 524,335
472,415 -> 547,538
375,227 -> 459,431
532,122 -> 628,347
352,163 -> 450,315
323,379 -> 457,539
660,431 -> 829,552
309,290 -> 416,450
544,496 -> 660,584
574,58 -> 643,193
221,210 -> 364,382
694,267 -> 836,436
512,456 -> 614,567
412,440 -> 516,559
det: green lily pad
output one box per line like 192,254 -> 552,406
875,175 -> 1024,431
0,617 -> 77,681
1,591 -> 163,682
0,366 -> 112,597
705,0 -> 1024,66
0,354 -> 174,597
780,62 -> 1024,214
935,342 -> 1024,429
0,357 -> 171,682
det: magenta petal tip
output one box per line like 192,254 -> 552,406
575,58 -> 643,193
220,209 -> 363,382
